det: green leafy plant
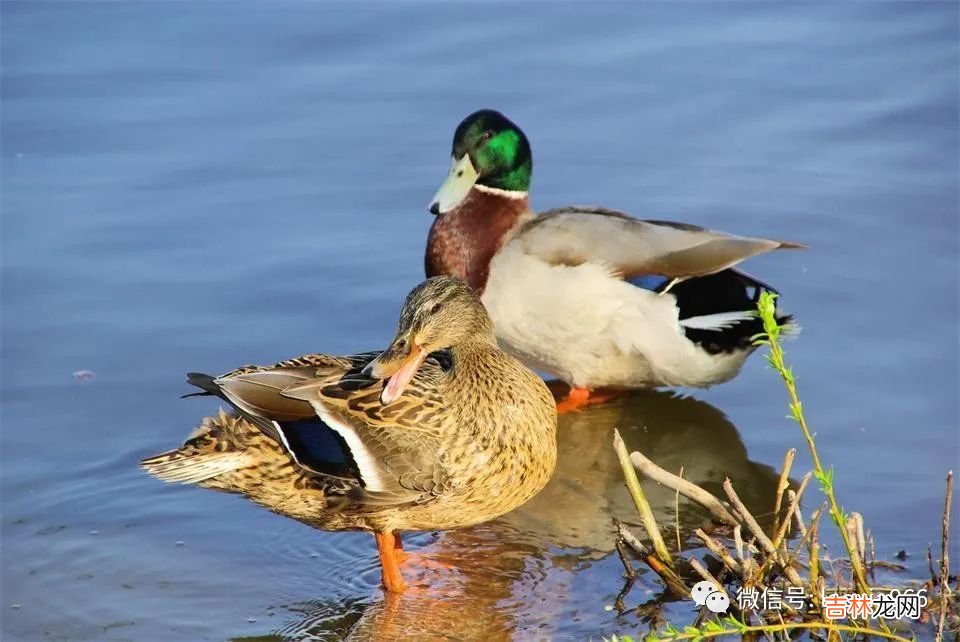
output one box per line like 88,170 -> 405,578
753,291 -> 869,593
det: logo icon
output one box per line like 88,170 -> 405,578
691,580 -> 730,614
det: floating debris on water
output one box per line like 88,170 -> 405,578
175,540 -> 185,547
73,370 -> 95,382
37,525 -> 66,536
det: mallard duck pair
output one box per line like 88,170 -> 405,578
426,109 -> 803,410
143,109 -> 803,593
142,277 -> 557,592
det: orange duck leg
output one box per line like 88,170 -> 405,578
374,530 -> 407,593
554,385 -> 625,413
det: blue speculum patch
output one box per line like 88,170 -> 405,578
627,274 -> 669,292
280,419 -> 350,468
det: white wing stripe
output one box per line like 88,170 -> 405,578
680,310 -> 756,331
307,402 -> 387,492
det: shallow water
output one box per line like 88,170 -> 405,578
2,3 -> 958,641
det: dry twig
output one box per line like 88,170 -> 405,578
614,430 -> 674,566
935,470 -> 954,642
629,449 -> 739,527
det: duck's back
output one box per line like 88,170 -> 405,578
481,207 -> 799,388
143,348 -> 557,533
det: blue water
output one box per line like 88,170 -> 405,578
2,3 -> 958,641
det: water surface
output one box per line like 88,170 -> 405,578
3,3 -> 958,641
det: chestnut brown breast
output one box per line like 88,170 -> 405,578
425,189 -> 530,294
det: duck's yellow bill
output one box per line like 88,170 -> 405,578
380,345 -> 427,406
429,155 -> 477,215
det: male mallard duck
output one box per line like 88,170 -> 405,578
141,276 -> 557,592
426,109 -> 804,411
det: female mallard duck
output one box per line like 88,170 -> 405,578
426,109 -> 804,411
141,276 -> 557,593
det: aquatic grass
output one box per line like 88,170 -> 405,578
753,291 -> 869,594
608,614 -> 914,642
609,292 -> 957,641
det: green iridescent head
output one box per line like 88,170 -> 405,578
429,109 -> 532,215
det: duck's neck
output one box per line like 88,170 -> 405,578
425,186 -> 531,294
444,339 -> 503,394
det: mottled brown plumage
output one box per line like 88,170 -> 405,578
141,276 -> 557,592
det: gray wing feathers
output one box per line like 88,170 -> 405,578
520,207 -> 804,279
216,370 -> 319,422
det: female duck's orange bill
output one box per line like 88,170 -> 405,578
380,345 -> 427,406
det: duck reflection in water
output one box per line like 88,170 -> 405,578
255,390 -> 783,642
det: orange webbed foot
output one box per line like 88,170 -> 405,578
554,385 -> 625,413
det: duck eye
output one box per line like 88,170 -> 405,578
478,130 -> 494,144
429,303 -> 443,315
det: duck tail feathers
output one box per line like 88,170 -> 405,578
140,449 -> 253,485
